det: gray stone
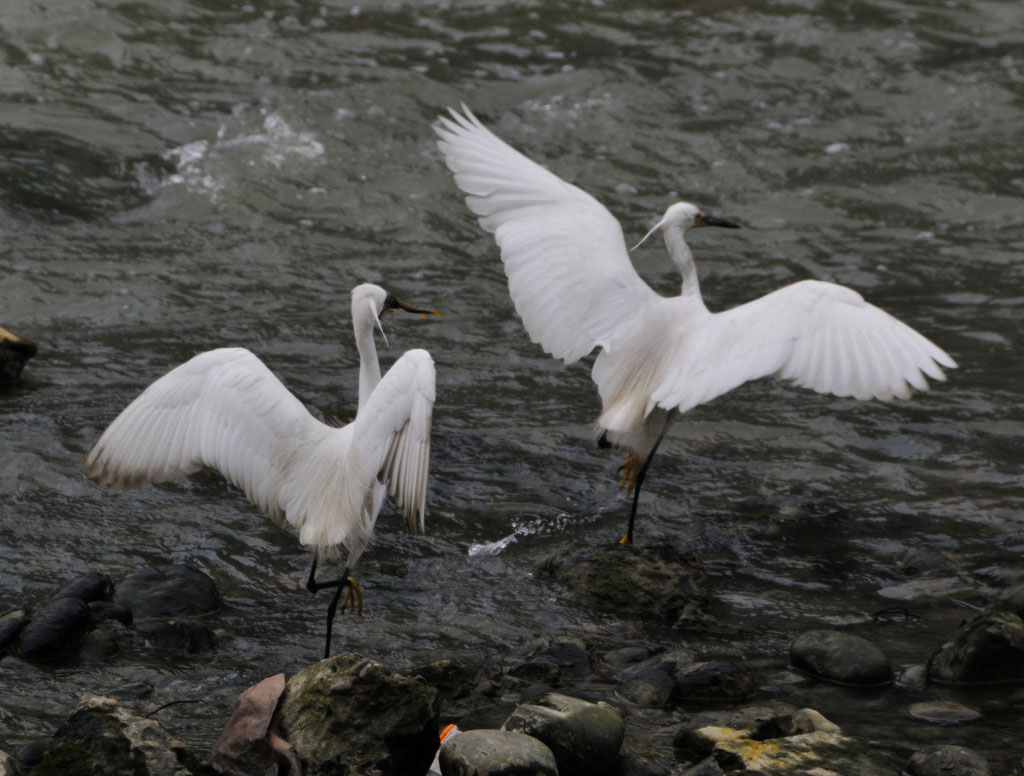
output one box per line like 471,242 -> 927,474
274,652 -> 438,776
987,583 -> 1024,617
539,541 -> 707,626
900,544 -> 955,576
18,597 -> 93,662
502,692 -> 623,776
789,629 -> 892,685
439,729 -> 557,776
927,611 -> 1024,684
508,635 -> 591,687
617,665 -> 675,707
0,749 -> 13,776
904,744 -> 991,776
55,572 -> 114,604
674,660 -> 756,701
907,700 -> 981,724
23,696 -> 193,775
87,600 -> 133,626
115,565 -> 220,619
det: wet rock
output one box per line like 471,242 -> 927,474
0,607 -> 29,653
987,583 -> 1024,617
0,749 -> 13,776
22,695 -> 194,775
0,325 -> 37,382
115,564 -> 220,619
539,541 -> 707,627
712,728 -> 892,775
927,611 -> 1024,684
675,660 -> 756,701
16,740 -> 52,770
408,657 -> 488,713
900,544 -> 955,576
274,652 -> 438,776
18,597 -> 93,662
790,708 -> 840,734
213,673 -> 299,776
135,618 -> 218,653
617,664 -> 676,706
508,634 -> 591,687
502,692 -> 623,776
88,600 -> 133,626
618,649 -> 755,707
790,629 -> 892,685
903,744 -> 992,776
439,729 -> 558,776
907,700 -> 981,724
895,664 -> 928,692
674,705 -> 793,759
55,572 -> 114,603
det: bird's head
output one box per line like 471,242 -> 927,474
632,201 -> 740,250
350,283 -> 442,344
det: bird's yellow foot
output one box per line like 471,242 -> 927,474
340,577 -> 364,616
618,534 -> 632,545
617,453 -> 640,493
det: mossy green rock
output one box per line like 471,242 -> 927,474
274,652 -> 439,776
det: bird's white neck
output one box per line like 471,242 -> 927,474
663,226 -> 702,299
354,317 -> 382,412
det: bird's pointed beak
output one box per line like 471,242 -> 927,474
696,213 -> 740,229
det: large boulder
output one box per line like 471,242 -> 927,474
927,611 -> 1024,684
539,541 -> 707,626
22,696 -> 195,776
439,729 -> 558,776
502,692 -> 623,776
274,653 -> 438,776
789,630 -> 891,686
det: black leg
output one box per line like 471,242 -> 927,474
622,436 -> 664,545
305,552 -> 351,658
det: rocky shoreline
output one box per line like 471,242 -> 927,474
2,541 -> 1021,774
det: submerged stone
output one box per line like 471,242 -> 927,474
789,629 -> 892,686
508,634 -> 592,687
904,744 -> 991,776
274,652 -> 438,776
18,597 -> 93,662
502,692 -> 624,776
927,611 -> 1024,684
115,564 -> 220,619
538,541 -> 707,626
907,700 -> 981,725
0,325 -> 37,382
439,729 -> 558,776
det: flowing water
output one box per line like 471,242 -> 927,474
1,0 -> 1022,770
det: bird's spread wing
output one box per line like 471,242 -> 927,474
352,349 -> 435,535
649,280 -> 957,414
435,105 -> 660,363
85,348 -> 321,524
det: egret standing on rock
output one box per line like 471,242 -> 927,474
86,283 -> 440,657
435,105 -> 956,545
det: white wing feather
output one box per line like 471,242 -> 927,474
85,348 -> 317,523
435,105 -> 660,363
648,280 -> 957,415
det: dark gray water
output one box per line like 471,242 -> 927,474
2,0 -> 1022,770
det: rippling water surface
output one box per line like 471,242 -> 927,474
1,0 -> 1022,769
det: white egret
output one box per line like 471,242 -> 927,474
435,105 -> 956,544
85,283 -> 440,657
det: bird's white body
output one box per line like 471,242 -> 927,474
86,284 -> 435,569
435,106 -> 955,539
